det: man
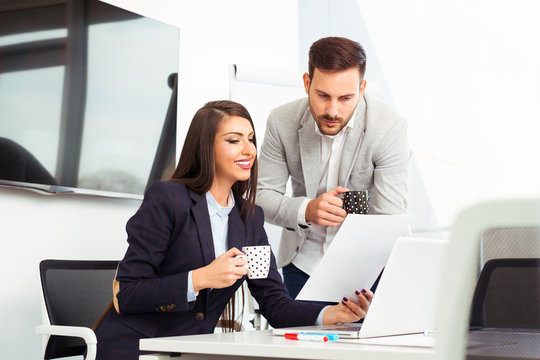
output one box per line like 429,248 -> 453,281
256,37 -> 410,298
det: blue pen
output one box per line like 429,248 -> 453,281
303,333 -> 340,341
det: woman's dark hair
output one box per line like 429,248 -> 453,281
308,37 -> 366,80
170,100 -> 258,220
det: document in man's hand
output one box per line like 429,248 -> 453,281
296,214 -> 410,302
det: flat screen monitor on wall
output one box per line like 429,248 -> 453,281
0,0 -> 179,197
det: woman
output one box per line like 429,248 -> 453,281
93,101 -> 372,359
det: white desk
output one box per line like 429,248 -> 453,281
139,330 -> 435,360
140,329 -> 540,360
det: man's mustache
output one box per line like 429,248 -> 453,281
319,114 -> 343,122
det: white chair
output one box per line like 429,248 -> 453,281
434,198 -> 540,360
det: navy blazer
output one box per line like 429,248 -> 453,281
94,181 -> 323,359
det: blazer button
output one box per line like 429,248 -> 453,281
295,246 -> 299,252
195,312 -> 205,321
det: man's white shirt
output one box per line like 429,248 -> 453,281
293,106 -> 357,275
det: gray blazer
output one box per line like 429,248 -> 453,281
256,95 -> 410,268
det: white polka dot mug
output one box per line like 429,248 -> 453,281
241,245 -> 271,279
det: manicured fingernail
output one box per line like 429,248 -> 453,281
342,297 -> 348,302
361,289 -> 367,293
355,290 -> 360,295
240,250 -> 246,254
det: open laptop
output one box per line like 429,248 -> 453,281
273,237 -> 446,339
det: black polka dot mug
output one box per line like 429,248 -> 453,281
341,190 -> 369,214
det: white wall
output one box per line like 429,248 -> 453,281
0,186 -> 139,358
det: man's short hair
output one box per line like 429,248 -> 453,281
308,37 -> 366,80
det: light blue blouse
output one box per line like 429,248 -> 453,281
187,191 -> 234,301
187,191 -> 326,324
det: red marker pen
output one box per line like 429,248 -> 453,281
284,333 -> 329,342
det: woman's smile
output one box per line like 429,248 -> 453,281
234,159 -> 252,170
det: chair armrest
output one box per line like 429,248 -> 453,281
35,324 -> 97,344
35,324 -> 98,360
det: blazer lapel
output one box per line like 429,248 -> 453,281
339,97 -> 367,186
298,109 -> 321,199
227,203 -> 247,251
189,190 -> 216,266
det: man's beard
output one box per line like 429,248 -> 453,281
309,97 -> 358,136
315,114 -> 347,135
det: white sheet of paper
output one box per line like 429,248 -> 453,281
296,214 -> 410,302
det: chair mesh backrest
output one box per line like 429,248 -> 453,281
481,227 -> 540,265
39,260 -> 118,359
470,258 -> 540,329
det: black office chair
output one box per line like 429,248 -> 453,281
470,258 -> 540,329
36,260 -> 118,360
